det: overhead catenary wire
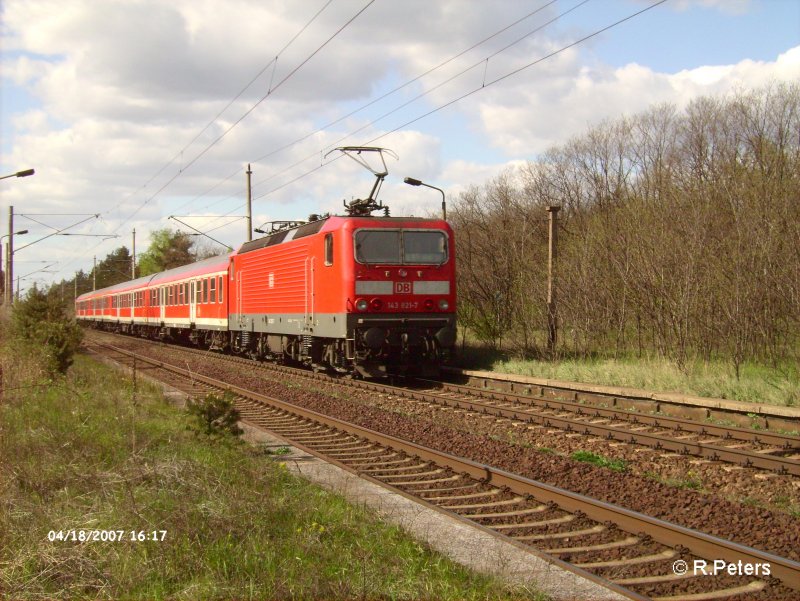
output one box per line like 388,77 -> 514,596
186,0 -> 567,213
102,0 -> 334,228
51,0 -> 365,283
53,0 -> 666,287
201,0 -> 591,221
165,0 -> 592,232
250,0 -> 668,204
113,0 -> 376,235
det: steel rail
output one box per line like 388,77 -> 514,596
87,331 -> 800,474
98,342 -> 800,592
441,369 -> 800,431
340,379 -> 800,476
416,378 -> 800,450
95,343 -> 640,600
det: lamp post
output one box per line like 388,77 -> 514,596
1,169 -> 35,305
403,177 -> 447,221
0,168 -> 35,181
2,229 -> 29,305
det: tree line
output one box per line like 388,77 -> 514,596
450,83 -> 800,375
40,83 -> 799,376
54,228 -> 220,300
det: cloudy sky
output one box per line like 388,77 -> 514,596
1,0 -> 798,293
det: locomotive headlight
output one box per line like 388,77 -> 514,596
355,298 -> 369,311
370,298 -> 383,311
398,269 -> 408,278
423,299 -> 434,310
438,299 -> 450,311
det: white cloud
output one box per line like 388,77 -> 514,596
0,0 -> 797,289
668,0 -> 753,15
471,45 -> 800,157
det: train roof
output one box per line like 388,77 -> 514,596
76,273 -> 157,301
76,253 -> 231,302
237,214 -> 449,256
148,253 -> 230,285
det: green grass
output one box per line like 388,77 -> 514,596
458,347 -> 800,407
570,450 -> 627,472
0,348 -> 542,600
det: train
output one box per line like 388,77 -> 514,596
75,148 -> 457,377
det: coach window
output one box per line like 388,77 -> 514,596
184,283 -> 189,305
210,277 -> 216,303
218,276 -> 223,303
324,233 -> 334,266
203,279 -> 209,304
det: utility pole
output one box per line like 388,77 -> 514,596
132,228 -> 136,279
6,206 -> 13,306
546,206 -> 561,356
93,255 -> 96,291
246,163 -> 253,242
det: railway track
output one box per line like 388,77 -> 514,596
86,339 -> 800,600
86,331 -> 800,476
404,378 -> 800,476
441,368 -> 800,434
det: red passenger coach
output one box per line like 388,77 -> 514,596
76,254 -> 231,347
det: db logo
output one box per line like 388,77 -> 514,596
395,281 -> 412,294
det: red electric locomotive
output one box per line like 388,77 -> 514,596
76,147 -> 457,377
229,212 -> 456,376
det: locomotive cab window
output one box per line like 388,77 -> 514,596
403,231 -> 447,264
354,230 -> 401,264
324,233 -> 334,266
354,229 -> 447,265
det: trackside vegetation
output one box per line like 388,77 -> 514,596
0,312 -> 540,599
451,83 -> 800,406
458,350 -> 799,408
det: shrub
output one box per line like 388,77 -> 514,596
10,287 -> 82,374
186,391 -> 243,438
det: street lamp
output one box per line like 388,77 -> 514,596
2,229 -> 29,305
0,168 -> 35,181
1,168 -> 35,304
403,177 -> 447,221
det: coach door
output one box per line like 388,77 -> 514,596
190,281 -> 196,323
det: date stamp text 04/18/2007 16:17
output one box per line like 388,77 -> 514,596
48,530 -> 167,543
